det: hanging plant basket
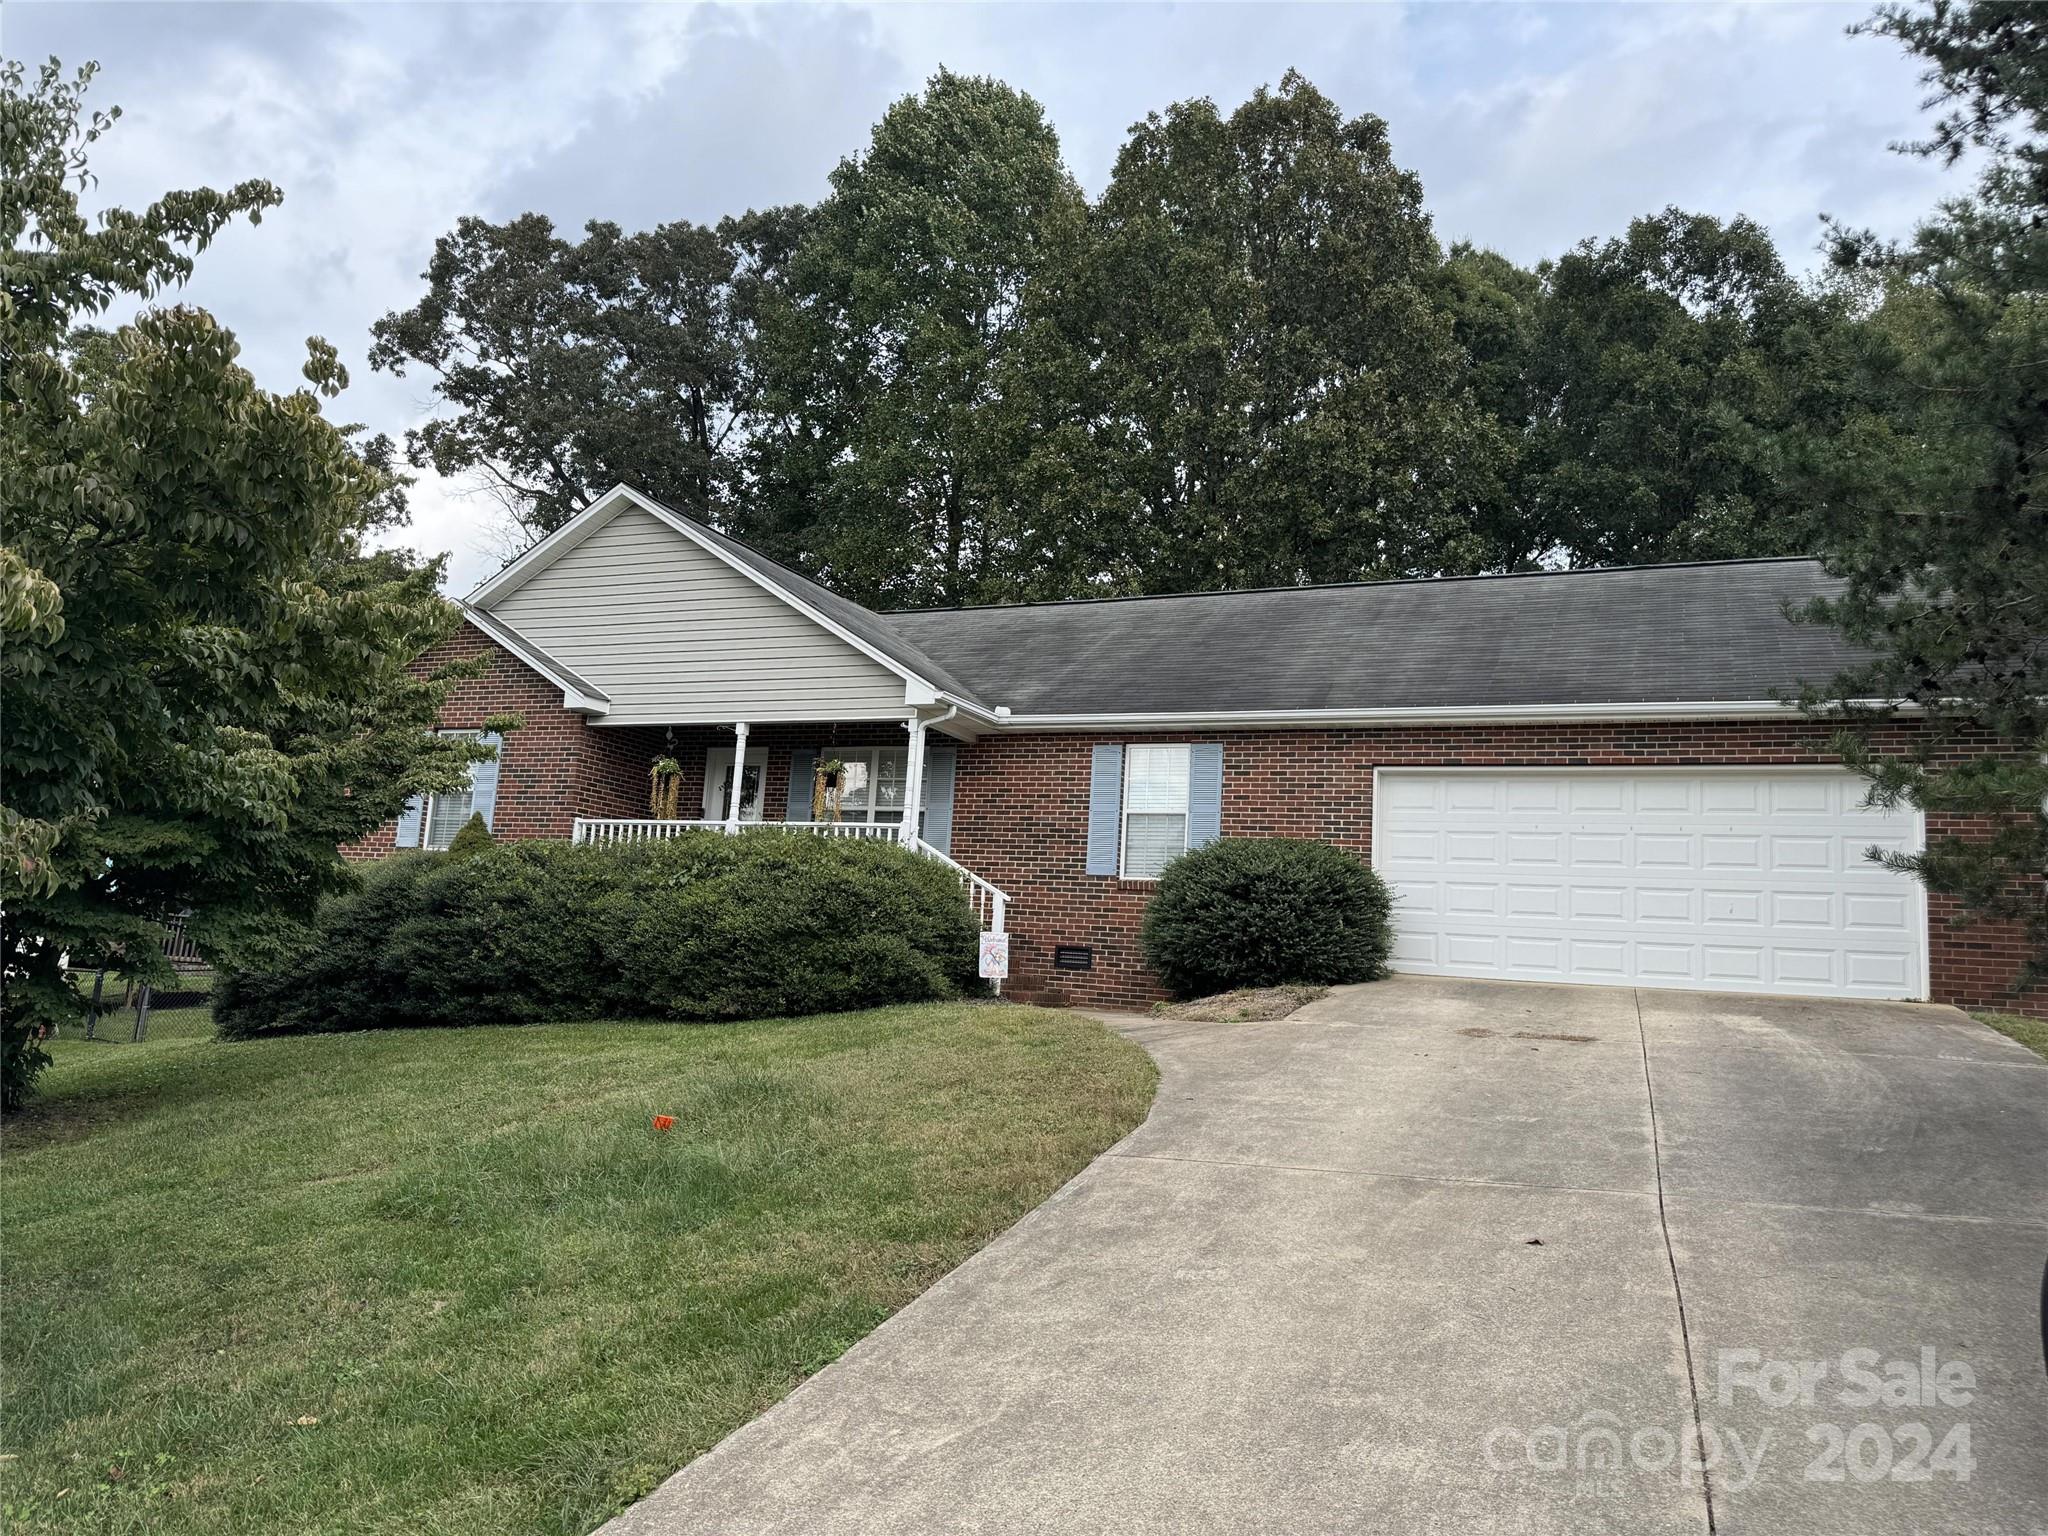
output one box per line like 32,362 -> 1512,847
813,758 -> 847,823
648,756 -> 684,821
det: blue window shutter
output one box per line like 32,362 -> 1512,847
1188,743 -> 1223,848
922,745 -> 958,853
470,732 -> 504,831
394,795 -> 424,849
786,750 -> 817,822
1086,744 -> 1124,876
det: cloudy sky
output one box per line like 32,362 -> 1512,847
16,1 -> 1960,592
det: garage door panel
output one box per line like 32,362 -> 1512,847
1701,835 -> 1763,869
1566,885 -> 1623,920
1703,946 -> 1766,983
1381,777 -> 1440,812
1563,831 -> 1623,866
1768,778 -> 1833,814
1567,778 -> 1626,813
1702,779 -> 1763,813
1503,935 -> 1565,972
1570,939 -> 1629,977
1770,835 -> 1834,871
1770,890 -> 1834,928
1445,831 -> 1499,864
1847,951 -> 1913,988
1636,886 -> 1696,923
1636,779 -> 1696,814
1505,832 -> 1561,865
1390,879 -> 1439,916
1443,932 -> 1500,968
1381,829 -> 1438,864
1376,770 -> 1925,1001
1506,779 -> 1563,812
1443,882 -> 1499,915
1447,778 -> 1504,812
1845,893 -> 1911,933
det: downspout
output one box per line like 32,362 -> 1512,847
903,704 -> 960,846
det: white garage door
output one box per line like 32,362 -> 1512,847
1374,770 -> 1926,1000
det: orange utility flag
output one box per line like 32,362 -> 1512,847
652,1114 -> 675,1132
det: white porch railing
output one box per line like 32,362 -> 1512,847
569,818 -> 1008,937
908,837 -> 1007,937
572,818 -> 902,844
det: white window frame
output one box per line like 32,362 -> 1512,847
1119,743 -> 1191,880
822,745 -> 910,825
421,729 -> 484,851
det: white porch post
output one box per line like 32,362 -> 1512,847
726,721 -> 749,834
900,716 -> 926,845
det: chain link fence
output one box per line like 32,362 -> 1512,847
73,914 -> 217,1042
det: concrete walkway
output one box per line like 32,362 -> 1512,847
600,976 -> 2048,1536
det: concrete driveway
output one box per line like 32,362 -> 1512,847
601,977 -> 2048,1536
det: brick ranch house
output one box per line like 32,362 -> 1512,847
346,484 -> 2045,1018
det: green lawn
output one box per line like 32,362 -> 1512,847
1,1004 -> 1157,1535
1975,1010 -> 2048,1062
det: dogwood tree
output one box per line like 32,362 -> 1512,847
1,58 -> 482,1107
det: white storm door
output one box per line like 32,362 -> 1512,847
1374,769 -> 1926,1000
703,748 -> 763,823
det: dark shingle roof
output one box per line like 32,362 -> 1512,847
882,558 -> 1871,716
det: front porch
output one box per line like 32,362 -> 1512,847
561,717 -> 1008,940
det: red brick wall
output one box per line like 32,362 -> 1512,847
343,624 -> 918,852
350,627 -> 2044,1021
947,722 -> 2047,1019
341,623 -> 597,857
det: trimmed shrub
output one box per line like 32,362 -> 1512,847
215,833 -> 980,1038
1139,837 -> 1392,999
445,812 -> 494,858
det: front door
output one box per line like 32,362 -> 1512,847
703,748 -> 763,822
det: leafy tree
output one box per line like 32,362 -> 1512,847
1508,209 -> 1857,568
1439,242 -> 1547,566
1797,1 -> 2048,994
1,57 -> 484,1107
1066,71 -> 1509,591
736,70 -> 1092,608
370,212 -> 763,542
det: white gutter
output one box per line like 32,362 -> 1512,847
933,694 -> 1000,728
989,699 -> 1919,732
459,604 -> 612,716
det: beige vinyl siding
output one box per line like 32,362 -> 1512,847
489,507 -> 911,724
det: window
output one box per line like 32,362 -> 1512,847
422,730 -> 483,850
1121,744 -> 1190,879
824,746 -> 908,824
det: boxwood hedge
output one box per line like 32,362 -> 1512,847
215,833 -> 981,1038
1138,836 -> 1392,998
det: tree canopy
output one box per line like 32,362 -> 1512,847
369,212 -> 763,542
1,58 -> 484,1107
735,69 -> 1091,607
1505,209 -> 1860,567
386,71 -> 1860,599
1795,0 -> 2048,991
1069,72 -> 1510,591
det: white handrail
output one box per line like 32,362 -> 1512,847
909,837 -> 1007,936
572,818 -> 901,844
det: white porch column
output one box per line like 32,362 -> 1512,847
899,716 -> 926,845
726,721 -> 749,834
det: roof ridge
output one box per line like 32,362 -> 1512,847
885,555 -> 1824,617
